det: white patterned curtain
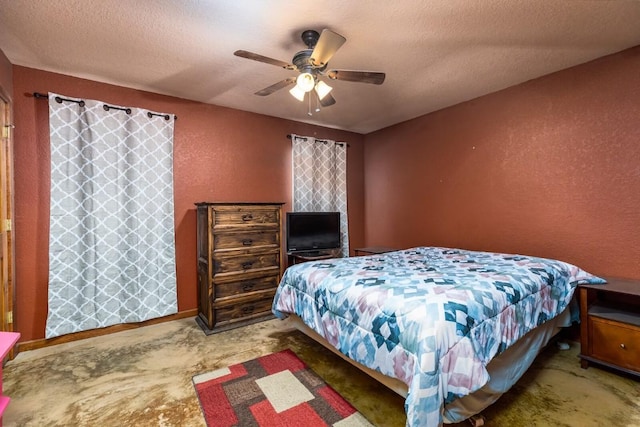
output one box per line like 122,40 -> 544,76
46,93 -> 177,338
291,134 -> 349,256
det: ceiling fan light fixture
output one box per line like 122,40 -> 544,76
314,80 -> 333,100
289,85 -> 306,102
296,72 -> 315,92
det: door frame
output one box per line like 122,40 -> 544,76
0,91 -> 16,346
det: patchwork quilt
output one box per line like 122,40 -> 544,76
272,247 -> 605,426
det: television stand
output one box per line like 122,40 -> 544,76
287,251 -> 335,265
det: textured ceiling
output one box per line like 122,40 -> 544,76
1,0 -> 640,134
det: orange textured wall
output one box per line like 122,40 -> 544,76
364,46 -> 640,279
12,66 -> 365,342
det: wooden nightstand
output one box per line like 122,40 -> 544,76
579,277 -> 640,378
354,247 -> 397,256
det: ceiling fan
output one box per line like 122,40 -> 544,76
234,29 -> 385,110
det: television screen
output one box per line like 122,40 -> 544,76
286,212 -> 341,254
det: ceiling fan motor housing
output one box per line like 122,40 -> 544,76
301,30 -> 320,49
292,49 -> 327,79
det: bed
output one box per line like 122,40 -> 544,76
271,246 -> 605,426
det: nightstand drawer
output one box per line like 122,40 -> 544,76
590,316 -> 640,372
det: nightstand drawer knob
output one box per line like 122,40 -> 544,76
620,343 -> 626,349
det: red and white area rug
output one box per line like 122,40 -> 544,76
192,348 -> 373,426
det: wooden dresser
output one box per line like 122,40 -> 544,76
579,277 -> 640,377
195,202 -> 284,334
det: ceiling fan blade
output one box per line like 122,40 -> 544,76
310,29 -> 346,67
319,92 -> 336,107
254,77 -> 296,96
326,70 -> 386,85
234,50 -> 296,70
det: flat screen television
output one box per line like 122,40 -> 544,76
286,211 -> 341,254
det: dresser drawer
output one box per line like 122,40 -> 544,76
212,205 -> 280,228
213,230 -> 279,252
590,316 -> 640,372
213,250 -> 280,275
215,274 -> 279,299
212,291 -> 277,326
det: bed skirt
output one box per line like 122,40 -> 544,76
285,307 -> 571,424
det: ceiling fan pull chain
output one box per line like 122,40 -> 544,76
307,92 -> 312,116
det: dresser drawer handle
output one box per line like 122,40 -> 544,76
242,306 -> 255,314
242,283 -> 254,292
242,239 -> 253,246
620,343 -> 626,349
242,214 -> 253,221
241,261 -> 254,270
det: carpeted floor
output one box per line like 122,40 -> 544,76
3,317 -> 640,426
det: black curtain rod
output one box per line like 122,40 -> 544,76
286,134 -> 348,147
32,92 -> 177,120
103,104 -> 131,114
34,92 -> 85,107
